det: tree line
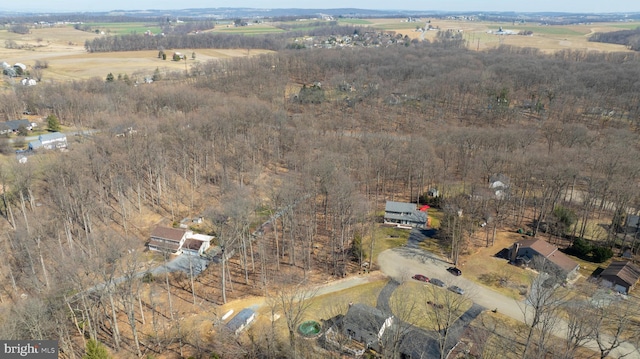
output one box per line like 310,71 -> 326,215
84,24 -> 363,52
589,27 -> 640,51
0,40 -> 639,357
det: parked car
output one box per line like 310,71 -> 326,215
449,285 -> 465,295
447,266 -> 462,276
411,274 -> 429,282
430,278 -> 446,287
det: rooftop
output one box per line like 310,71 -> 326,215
517,238 -> 579,273
385,201 -> 418,213
601,261 -> 640,287
150,226 -> 187,242
226,308 -> 256,333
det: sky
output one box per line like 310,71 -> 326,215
3,0 -> 640,13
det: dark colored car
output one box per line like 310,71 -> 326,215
449,285 -> 465,295
447,267 -> 462,276
430,278 -> 446,287
412,274 -> 430,282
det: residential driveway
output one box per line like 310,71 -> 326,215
377,232 -> 640,359
150,254 -> 210,276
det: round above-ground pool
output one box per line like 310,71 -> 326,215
298,320 -> 321,338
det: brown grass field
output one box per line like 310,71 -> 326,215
371,18 -> 637,53
0,26 -> 272,83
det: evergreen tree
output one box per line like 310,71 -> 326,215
46,114 -> 61,132
152,67 -> 161,81
83,339 -> 111,359
106,72 -> 114,82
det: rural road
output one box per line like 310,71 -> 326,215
377,229 -> 640,358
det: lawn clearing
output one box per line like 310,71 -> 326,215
303,279 -> 388,322
391,281 -> 472,331
365,225 -> 410,263
460,230 -> 531,299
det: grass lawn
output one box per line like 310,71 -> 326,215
429,208 -> 443,229
391,281 -> 472,331
460,230 -> 531,299
302,279 -> 388,322
365,225 -> 411,263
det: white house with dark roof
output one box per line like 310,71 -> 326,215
29,132 -> 67,150
383,201 -> 427,228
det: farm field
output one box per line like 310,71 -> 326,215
368,18 -> 638,52
0,18 -> 634,84
0,26 -> 272,83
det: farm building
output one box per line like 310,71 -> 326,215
28,132 -> 67,150
599,261 -> 640,294
226,308 -> 256,335
383,201 -> 427,228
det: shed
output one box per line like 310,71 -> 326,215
600,261 -> 640,294
226,308 -> 256,335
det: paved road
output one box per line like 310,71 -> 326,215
378,229 -> 640,359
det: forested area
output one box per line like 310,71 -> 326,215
589,27 -> 640,51
1,39 -> 640,358
84,24 -> 362,52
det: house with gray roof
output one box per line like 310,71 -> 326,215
0,119 -> 31,134
384,201 -> 427,228
28,132 -> 67,150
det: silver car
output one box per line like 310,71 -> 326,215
448,285 -> 464,295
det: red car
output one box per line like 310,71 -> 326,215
412,274 -> 430,282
